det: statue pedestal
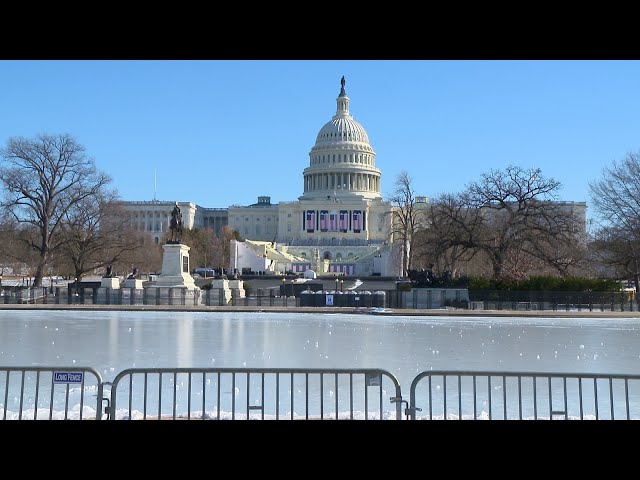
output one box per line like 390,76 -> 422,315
208,279 -> 232,304
124,278 -> 144,289
155,243 -> 198,289
228,279 -> 245,298
143,243 -> 201,306
101,277 -> 120,289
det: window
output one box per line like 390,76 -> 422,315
319,210 -> 328,232
306,210 -> 315,233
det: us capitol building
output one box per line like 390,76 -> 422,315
120,78 -> 404,276
121,78 -> 588,277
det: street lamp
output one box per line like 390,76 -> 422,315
340,279 -> 344,292
282,277 -> 286,297
335,278 -> 339,293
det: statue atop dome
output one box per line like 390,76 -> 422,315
339,76 -> 346,96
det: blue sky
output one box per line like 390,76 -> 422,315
1,60 -> 639,220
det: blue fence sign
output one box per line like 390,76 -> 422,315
53,371 -> 84,384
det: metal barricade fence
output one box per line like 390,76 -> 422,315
107,367 -> 403,420
408,370 -> 640,420
5,365 -> 640,420
0,366 -> 104,420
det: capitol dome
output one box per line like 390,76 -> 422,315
300,77 -> 381,201
314,111 -> 371,145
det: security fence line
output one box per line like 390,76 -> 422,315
408,370 -> 640,420
3,365 -> 640,420
2,286 -> 638,311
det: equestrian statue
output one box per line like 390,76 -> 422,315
169,202 -> 183,243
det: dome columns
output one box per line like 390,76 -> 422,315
303,171 -> 381,195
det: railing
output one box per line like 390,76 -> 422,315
0,366 -> 104,420
2,285 -> 637,312
107,368 -> 402,420
468,290 -> 638,312
1,286 -> 49,304
407,370 -> 640,420
4,364 -> 640,420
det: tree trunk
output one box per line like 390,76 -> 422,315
33,256 -> 45,288
491,251 -> 503,280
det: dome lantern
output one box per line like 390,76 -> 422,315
336,76 -> 350,117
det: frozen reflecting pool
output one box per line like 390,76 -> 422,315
2,309 -> 640,392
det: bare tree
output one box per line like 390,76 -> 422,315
422,166 -> 583,280
588,228 -> 638,284
57,191 -> 143,281
0,218 -> 41,280
415,192 -> 482,277
0,214 -> 21,265
467,166 -> 586,279
0,134 -> 111,287
589,152 -> 640,291
521,204 -> 587,277
387,171 -> 426,277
